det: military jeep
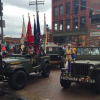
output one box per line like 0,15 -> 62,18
0,43 -> 50,90
46,45 -> 65,68
60,47 -> 100,94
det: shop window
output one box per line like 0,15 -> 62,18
81,0 -> 86,11
71,36 -> 78,46
59,20 -> 63,31
54,6 -> 58,17
73,18 -> 78,30
54,21 -> 58,31
78,35 -> 85,46
91,14 -> 100,24
59,5 -> 63,15
80,16 -> 86,29
66,2 -> 70,14
66,19 -> 70,30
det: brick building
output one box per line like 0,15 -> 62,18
52,0 -> 100,46
4,37 -> 21,44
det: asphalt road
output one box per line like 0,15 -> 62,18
0,66 -> 100,100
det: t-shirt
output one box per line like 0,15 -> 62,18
1,47 -> 6,51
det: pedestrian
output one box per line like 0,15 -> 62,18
5,43 -> 9,54
65,44 -> 75,72
1,44 -> 6,55
63,44 -> 67,51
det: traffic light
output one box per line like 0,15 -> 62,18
0,2 -> 3,16
89,10 -> 93,18
74,5 -> 78,15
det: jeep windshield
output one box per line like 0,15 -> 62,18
46,47 -> 59,52
77,47 -> 100,55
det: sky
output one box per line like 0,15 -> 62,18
2,0 -> 52,38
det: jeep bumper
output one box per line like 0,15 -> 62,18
61,76 -> 95,83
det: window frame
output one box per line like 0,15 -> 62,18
59,20 -> 63,31
54,6 -> 58,17
59,4 -> 63,16
91,14 -> 100,24
54,21 -> 58,31
73,18 -> 78,30
66,2 -> 70,14
80,16 -> 86,29
81,0 -> 86,11
66,19 -> 70,30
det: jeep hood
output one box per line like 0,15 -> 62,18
72,60 -> 100,65
2,58 -> 21,63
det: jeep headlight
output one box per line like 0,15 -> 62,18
90,65 -> 94,69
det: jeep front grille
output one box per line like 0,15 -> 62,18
72,63 -> 90,77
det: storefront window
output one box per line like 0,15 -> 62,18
91,14 -> 100,24
79,35 -> 85,47
90,40 -> 100,46
59,20 -> 63,31
80,16 -> 86,29
73,18 -> 78,30
66,19 -> 70,30
54,21 -> 58,31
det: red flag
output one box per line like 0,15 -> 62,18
26,16 -> 33,46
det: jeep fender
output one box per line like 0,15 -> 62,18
11,66 -> 26,73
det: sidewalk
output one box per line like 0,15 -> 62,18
16,90 -> 49,100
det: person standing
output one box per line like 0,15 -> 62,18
5,43 -> 9,54
1,44 -> 6,55
65,44 -> 75,72
63,44 -> 67,51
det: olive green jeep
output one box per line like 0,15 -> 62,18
60,47 -> 100,94
0,43 -> 50,90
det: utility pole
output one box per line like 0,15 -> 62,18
29,0 -> 44,25
0,0 -> 3,44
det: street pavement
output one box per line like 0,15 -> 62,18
0,66 -> 100,100
17,66 -> 100,100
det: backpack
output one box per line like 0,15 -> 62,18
71,48 -> 75,58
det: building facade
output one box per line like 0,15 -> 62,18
52,0 -> 100,46
4,37 -> 21,44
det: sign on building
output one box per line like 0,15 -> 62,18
90,32 -> 100,37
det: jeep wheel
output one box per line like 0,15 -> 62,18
60,75 -> 71,88
9,71 -> 27,90
42,63 -> 50,77
95,74 -> 100,94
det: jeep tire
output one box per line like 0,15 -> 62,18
60,75 -> 71,88
9,71 -> 27,90
95,74 -> 100,94
42,63 -> 50,77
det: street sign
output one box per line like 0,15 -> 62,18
0,20 -> 5,28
